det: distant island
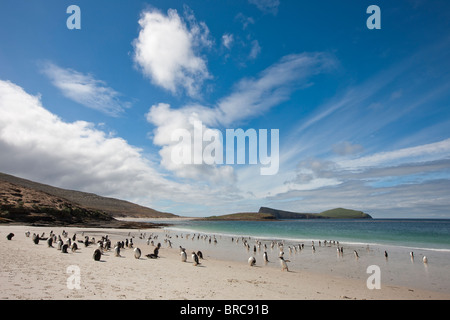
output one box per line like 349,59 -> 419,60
204,206 -> 372,220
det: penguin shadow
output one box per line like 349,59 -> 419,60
283,269 -> 296,273
193,264 -> 206,268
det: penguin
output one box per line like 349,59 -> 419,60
146,247 -> 159,259
263,251 -> 269,264
47,237 -> 54,248
353,250 -> 359,259
93,248 -> 102,261
61,244 -> 69,253
423,256 -> 428,264
248,256 -> 256,267
134,247 -> 141,259
114,246 -> 121,257
410,251 -> 414,261
180,249 -> 187,262
33,234 -> 40,245
384,251 -> 388,260
71,242 -> 78,252
197,251 -> 203,259
57,239 -> 63,250
6,233 -> 14,240
279,256 -> 289,271
192,251 -> 200,266
25,231 -> 30,238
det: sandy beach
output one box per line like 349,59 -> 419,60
1,224 -> 449,300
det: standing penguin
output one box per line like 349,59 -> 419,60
47,237 -> 54,248
192,251 -> 200,266
279,256 -> 289,271
6,233 -> 14,240
180,249 -> 187,262
114,245 -> 121,257
61,244 -> 69,253
93,248 -> 102,261
263,251 -> 269,264
134,247 -> 141,259
248,256 -> 256,267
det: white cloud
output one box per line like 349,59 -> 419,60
248,0 -> 280,15
132,7 -> 212,97
145,102 -> 236,184
216,52 -> 337,125
0,79 -> 243,215
338,138 -> 450,170
40,62 -> 129,117
222,33 -> 234,49
145,53 -> 336,184
249,40 -> 261,59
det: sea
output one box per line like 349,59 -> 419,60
133,218 -> 450,293
159,218 -> 450,252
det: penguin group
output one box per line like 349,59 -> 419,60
9,228 -> 433,277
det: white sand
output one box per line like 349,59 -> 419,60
1,224 -> 449,300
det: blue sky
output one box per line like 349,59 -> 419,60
1,0 -> 450,218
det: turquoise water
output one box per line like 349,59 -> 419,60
162,219 -> 450,251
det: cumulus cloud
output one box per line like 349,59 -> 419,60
40,62 -> 130,117
145,102 -> 235,184
132,7 -> 212,97
0,79 -> 244,214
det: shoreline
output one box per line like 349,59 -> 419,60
1,224 -> 449,300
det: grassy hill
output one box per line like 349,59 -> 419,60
0,172 -> 176,227
0,172 -> 176,219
